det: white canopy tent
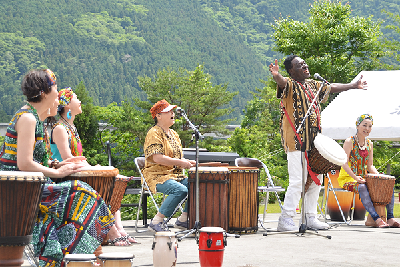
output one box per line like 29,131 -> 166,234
321,70 -> 400,141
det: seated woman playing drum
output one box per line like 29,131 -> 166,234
143,99 -> 196,232
50,87 -> 137,244
338,114 -> 400,228
0,69 -> 129,267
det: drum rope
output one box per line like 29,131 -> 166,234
376,150 -> 400,172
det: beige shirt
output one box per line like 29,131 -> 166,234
278,77 -> 331,152
142,125 -> 186,193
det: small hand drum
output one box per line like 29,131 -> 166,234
64,254 -> 96,267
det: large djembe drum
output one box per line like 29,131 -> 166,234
0,171 -> 46,266
58,166 -> 119,205
364,174 -> 396,226
188,167 -> 229,231
305,134 -> 347,192
226,166 -> 259,233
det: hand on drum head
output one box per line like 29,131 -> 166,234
355,176 -> 366,184
63,156 -> 87,163
55,162 -> 87,178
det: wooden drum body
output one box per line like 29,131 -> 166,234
227,167 -> 259,233
365,174 -> 395,226
109,174 -> 131,214
188,167 -> 229,231
0,171 -> 46,267
60,166 -> 119,205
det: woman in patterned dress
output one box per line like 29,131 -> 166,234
0,69 -> 128,267
143,99 -> 196,232
338,114 -> 400,228
50,87 -> 137,244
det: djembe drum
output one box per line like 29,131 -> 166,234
364,174 -> 396,226
109,174 -> 132,214
226,166 -> 259,233
0,171 -> 46,267
58,166 -> 119,205
306,134 -> 347,192
188,167 -> 229,231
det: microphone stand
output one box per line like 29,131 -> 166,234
175,108 -> 202,241
264,81 -> 331,239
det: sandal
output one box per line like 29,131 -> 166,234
121,234 -> 140,244
109,236 -> 132,246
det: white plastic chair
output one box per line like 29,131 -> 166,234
235,158 -> 285,229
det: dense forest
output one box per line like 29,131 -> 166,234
0,0 -> 399,122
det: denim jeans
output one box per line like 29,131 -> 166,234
358,184 -> 395,221
156,178 -> 189,217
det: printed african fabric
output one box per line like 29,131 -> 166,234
0,108 -> 47,170
143,125 -> 186,194
338,136 -> 371,188
277,77 -> 331,152
0,108 -> 114,267
50,120 -> 83,161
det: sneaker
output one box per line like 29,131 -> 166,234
277,216 -> 298,232
148,221 -> 169,232
174,219 -> 188,229
305,216 -> 329,230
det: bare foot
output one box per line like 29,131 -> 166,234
375,218 -> 389,228
387,218 -> 400,228
118,229 -> 138,243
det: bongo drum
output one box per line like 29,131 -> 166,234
109,174 -> 132,214
98,253 -> 134,267
198,227 -> 226,267
226,166 -> 259,233
64,254 -> 96,267
152,232 -> 178,267
364,174 -> 395,226
188,167 -> 229,231
59,166 -> 119,205
0,171 -> 46,267
306,134 -> 347,192
324,170 -> 353,221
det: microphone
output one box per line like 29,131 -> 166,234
313,73 -> 330,84
176,107 -> 184,115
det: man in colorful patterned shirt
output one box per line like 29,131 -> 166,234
269,55 -> 367,231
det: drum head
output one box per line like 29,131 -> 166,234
64,254 -> 96,261
364,174 -> 395,179
313,134 -> 347,166
98,252 -> 134,260
199,227 -> 225,233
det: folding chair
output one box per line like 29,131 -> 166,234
235,158 -> 285,229
323,172 -> 356,225
134,157 -> 186,232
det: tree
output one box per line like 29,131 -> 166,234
271,0 -> 392,84
135,65 -> 238,147
74,81 -> 105,165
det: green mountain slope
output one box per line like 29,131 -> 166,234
0,0 -> 399,122
0,0 -> 265,122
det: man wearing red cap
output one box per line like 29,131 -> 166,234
143,99 -> 196,231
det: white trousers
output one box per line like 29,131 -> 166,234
281,150 -> 322,218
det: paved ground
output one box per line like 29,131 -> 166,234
23,213 -> 400,267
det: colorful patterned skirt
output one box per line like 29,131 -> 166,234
32,179 -> 115,267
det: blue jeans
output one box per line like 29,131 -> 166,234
156,178 -> 189,217
359,184 -> 395,221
